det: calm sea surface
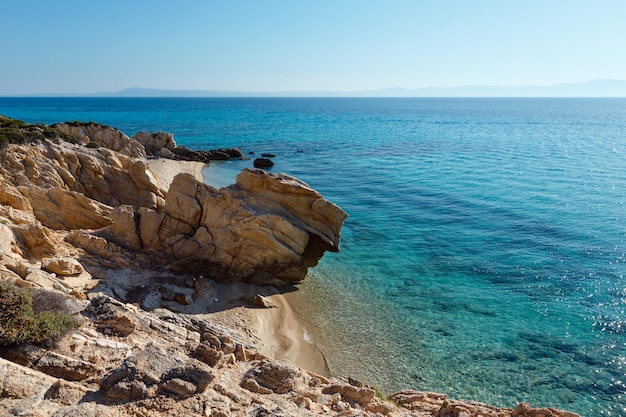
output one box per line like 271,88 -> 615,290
1,97 -> 625,416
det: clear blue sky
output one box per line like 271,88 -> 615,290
1,0 -> 625,94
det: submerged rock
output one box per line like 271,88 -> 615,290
253,157 -> 274,168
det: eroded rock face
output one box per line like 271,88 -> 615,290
0,140 -> 163,227
132,131 -> 176,155
0,119 -> 346,285
100,344 -> 214,403
98,170 -> 348,285
53,122 -> 146,158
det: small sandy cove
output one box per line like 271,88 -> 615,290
144,158 -> 330,376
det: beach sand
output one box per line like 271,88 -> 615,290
200,282 -> 330,376
145,158 -> 330,376
144,157 -> 206,191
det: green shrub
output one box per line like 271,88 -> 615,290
85,141 -> 99,148
0,283 -> 80,346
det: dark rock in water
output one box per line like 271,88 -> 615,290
248,151 -> 255,155
204,150 -> 230,160
261,153 -> 276,158
253,158 -> 274,168
172,146 -> 210,162
220,148 -> 243,158
170,146 -> 242,162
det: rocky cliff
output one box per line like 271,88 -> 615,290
0,116 -> 579,417
0,116 -> 347,285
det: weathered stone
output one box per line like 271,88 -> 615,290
322,383 -> 376,404
35,351 -> 102,381
0,223 -> 14,255
160,377 -> 197,399
0,357 -> 57,399
390,390 -> 448,414
241,360 -> 308,395
132,131 -> 176,155
247,294 -> 275,308
44,379 -> 89,405
42,257 -> 84,276
512,402 -> 581,417
160,146 -> 177,159
18,185 -> 112,230
53,123 -> 146,158
86,296 -> 137,337
11,223 -> 61,259
24,269 -> 57,289
195,343 -> 224,367
163,364 -> 214,393
0,344 -> 47,368
114,170 -> 347,285
100,344 -> 213,403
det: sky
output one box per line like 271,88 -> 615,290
1,0 -> 625,95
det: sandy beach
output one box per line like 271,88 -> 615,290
144,157 -> 206,191
145,157 -> 330,376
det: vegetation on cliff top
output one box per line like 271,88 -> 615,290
0,283 -> 80,346
0,115 -> 78,146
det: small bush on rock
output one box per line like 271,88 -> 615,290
0,283 -> 79,346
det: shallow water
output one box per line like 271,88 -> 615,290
2,97 -> 625,416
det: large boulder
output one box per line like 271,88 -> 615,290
100,344 -> 214,403
131,131 -> 176,155
53,123 -> 146,158
100,169 -> 348,285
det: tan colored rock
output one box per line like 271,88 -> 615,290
103,170 -> 348,285
0,357 -> 56,399
160,147 -> 176,159
35,351 -> 102,381
132,131 -> 176,155
18,185 -> 112,230
24,269 -> 57,288
0,141 -> 163,222
53,123 -> 146,158
0,181 -> 33,213
44,379 -> 89,406
0,223 -> 13,255
391,390 -> 448,411
512,402 -> 581,417
11,223 -> 62,259
42,257 -> 84,276
322,383 -> 376,405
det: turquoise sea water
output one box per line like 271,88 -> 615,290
1,97 -> 625,416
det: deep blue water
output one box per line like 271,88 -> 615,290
1,97 -> 626,416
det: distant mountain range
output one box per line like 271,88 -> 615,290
15,79 -> 626,97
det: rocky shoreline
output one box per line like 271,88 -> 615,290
0,115 -> 579,416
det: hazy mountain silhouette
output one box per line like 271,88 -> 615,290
17,79 -> 626,97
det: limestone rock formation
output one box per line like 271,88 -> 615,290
131,131 -> 176,155
94,169 -> 347,285
53,122 -> 146,158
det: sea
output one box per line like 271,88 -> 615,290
1,97 -> 625,416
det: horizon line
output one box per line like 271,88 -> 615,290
3,79 -> 626,98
